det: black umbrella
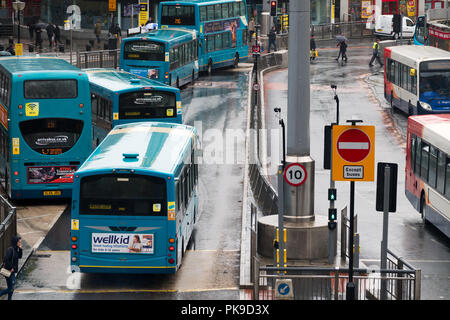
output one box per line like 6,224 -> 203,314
34,22 -> 48,29
335,35 -> 348,42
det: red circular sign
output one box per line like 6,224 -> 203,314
336,128 -> 371,163
283,163 -> 307,187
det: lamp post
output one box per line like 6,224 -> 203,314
12,1 -> 25,44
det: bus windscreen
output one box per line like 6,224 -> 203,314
79,174 -> 167,216
123,41 -> 165,61
419,60 -> 450,102
161,5 -> 196,26
119,91 -> 177,119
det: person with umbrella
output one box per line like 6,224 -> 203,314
335,35 -> 348,62
34,21 -> 46,51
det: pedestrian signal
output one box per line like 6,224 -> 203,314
270,1 -> 277,16
328,188 -> 337,201
328,208 -> 337,221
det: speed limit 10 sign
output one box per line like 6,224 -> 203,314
283,163 -> 307,187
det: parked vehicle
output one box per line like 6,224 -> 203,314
374,14 -> 415,39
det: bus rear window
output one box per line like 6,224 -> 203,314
24,80 -> 77,99
19,118 -> 83,155
123,41 -> 165,61
79,174 -> 167,216
119,91 -> 177,119
161,5 -> 195,26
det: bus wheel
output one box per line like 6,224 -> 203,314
233,53 -> 239,68
207,60 -> 213,75
390,92 -> 396,112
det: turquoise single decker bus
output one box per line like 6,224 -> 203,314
85,68 -> 182,147
120,28 -> 199,87
70,121 -> 199,274
0,57 -> 92,199
159,0 -> 249,73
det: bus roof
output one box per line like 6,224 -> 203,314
0,56 -> 80,74
127,28 -> 197,43
85,69 -> 177,93
386,45 -> 450,62
77,122 -> 196,176
409,114 -> 450,155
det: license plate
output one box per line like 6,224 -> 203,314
43,190 -> 61,196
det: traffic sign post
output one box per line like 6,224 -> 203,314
283,163 -> 307,187
331,120 -> 375,300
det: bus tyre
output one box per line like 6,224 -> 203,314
390,92 -> 396,112
207,60 -> 212,75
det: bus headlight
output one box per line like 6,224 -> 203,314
419,101 -> 432,111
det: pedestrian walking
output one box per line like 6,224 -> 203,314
310,34 -> 317,61
341,40 -> 348,62
369,38 -> 383,67
34,25 -> 42,51
0,236 -> 23,300
268,26 -> 277,53
54,24 -> 61,45
94,20 -> 102,44
46,23 -> 55,48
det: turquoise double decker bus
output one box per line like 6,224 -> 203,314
85,69 -> 182,147
159,0 -> 249,73
0,57 -> 92,199
70,122 -> 199,274
120,28 -> 199,87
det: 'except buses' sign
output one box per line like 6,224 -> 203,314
332,125 -> 375,182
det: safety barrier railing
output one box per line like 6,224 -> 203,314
76,49 -> 120,69
310,21 -> 374,40
252,261 -> 421,300
0,194 -> 17,264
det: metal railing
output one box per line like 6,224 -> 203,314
0,194 -> 17,263
76,49 -> 120,69
253,259 -> 421,300
310,21 -> 374,40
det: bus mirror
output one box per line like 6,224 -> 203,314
410,68 -> 416,76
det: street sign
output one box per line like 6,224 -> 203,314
15,43 -> 23,56
332,125 -> 375,181
109,0 -> 116,11
283,163 -> 307,187
275,279 -> 293,300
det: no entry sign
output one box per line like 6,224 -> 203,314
332,125 -> 375,181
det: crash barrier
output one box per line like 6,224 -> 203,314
252,259 -> 421,300
0,194 -> 17,264
76,49 -> 120,69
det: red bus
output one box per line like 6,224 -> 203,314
406,114 -> 450,237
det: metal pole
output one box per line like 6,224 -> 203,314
17,10 -> 20,44
346,180 -> 355,300
277,164 -> 285,270
380,165 -> 391,300
287,0 -> 310,156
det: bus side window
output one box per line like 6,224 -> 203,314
200,6 -> 207,22
91,94 -> 98,121
445,156 -> 450,200
222,4 -> 229,19
429,145 -> 438,188
437,150 -> 446,195
215,4 -> 222,20
411,134 -> 416,172
411,72 -> 417,95
420,141 -> 429,182
415,137 -> 421,174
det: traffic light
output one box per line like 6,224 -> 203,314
393,14 -> 401,34
328,208 -> 337,221
328,188 -> 337,201
270,1 -> 277,16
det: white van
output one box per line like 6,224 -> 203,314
374,15 -> 415,39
